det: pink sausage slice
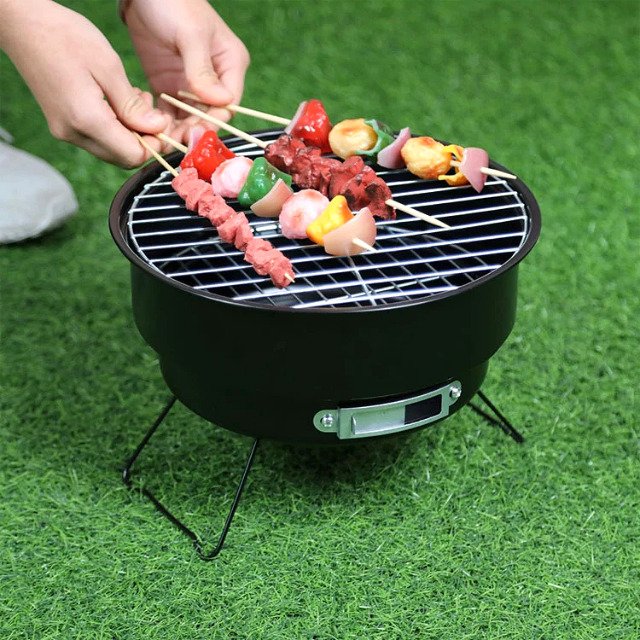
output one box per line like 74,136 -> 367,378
250,179 -> 294,218
323,207 -> 377,256
211,156 -> 253,199
460,147 -> 489,193
279,189 -> 329,239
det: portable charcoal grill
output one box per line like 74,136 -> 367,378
109,129 -> 541,558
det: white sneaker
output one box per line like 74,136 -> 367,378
0,132 -> 78,244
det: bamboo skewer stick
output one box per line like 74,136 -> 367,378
450,159 -> 516,180
183,95 -> 518,183
161,94 -> 448,229
387,199 -> 449,229
160,93 -> 268,148
177,90 -> 291,125
352,238 -> 377,253
157,132 -> 187,153
133,132 -> 178,177
140,129 -> 295,285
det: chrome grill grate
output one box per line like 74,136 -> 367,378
126,130 -> 530,309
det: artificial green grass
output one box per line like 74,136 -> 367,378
1,1 -> 639,638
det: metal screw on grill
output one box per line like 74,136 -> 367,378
449,385 -> 462,400
321,414 -> 334,429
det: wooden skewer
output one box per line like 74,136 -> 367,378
160,93 -> 267,148
352,238 -> 377,252
154,132 -> 378,258
177,90 -> 292,126
197,98 -> 517,184
450,159 -> 516,180
161,95 -> 448,229
144,129 -> 295,285
157,132 -> 188,153
133,132 -> 178,177
387,199 -> 449,229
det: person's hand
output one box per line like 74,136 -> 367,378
0,0 -> 170,167
122,0 -> 250,144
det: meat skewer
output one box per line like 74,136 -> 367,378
179,93 -> 517,187
133,133 -> 295,287
159,93 -> 449,230
156,133 -> 377,254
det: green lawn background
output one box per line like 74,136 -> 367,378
1,1 -> 638,638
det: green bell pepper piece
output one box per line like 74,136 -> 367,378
357,119 -> 395,158
237,157 -> 292,206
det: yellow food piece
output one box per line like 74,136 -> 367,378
438,144 -> 469,186
306,195 -> 353,245
400,136 -> 453,180
329,118 -> 377,159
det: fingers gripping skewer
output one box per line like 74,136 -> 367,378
133,132 -> 178,177
160,94 -> 267,149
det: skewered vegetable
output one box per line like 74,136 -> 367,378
328,118 -> 377,159
237,157 -> 292,206
323,207 -> 377,256
284,99 -> 333,153
400,137 -> 455,180
250,179 -> 294,218
306,195 -> 353,245
377,127 -> 411,169
180,130 -> 235,181
356,119 -> 395,158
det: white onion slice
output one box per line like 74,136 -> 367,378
187,125 -> 206,151
323,207 -> 377,256
377,127 -> 411,169
250,179 -> 294,218
284,101 -> 307,134
460,147 -> 489,192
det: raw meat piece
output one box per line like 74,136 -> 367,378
265,134 -> 308,172
184,180 -> 211,211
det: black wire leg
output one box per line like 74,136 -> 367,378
122,395 -> 260,560
468,390 -> 524,443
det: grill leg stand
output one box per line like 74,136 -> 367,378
122,396 -> 260,560
468,390 -> 524,443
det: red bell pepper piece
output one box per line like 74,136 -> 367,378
180,130 -> 235,181
286,99 -> 332,154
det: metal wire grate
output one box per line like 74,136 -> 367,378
126,130 -> 530,309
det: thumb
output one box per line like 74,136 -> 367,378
105,81 -> 168,133
179,40 -> 234,106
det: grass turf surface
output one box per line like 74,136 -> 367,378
1,0 -> 639,637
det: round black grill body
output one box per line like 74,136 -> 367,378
110,130 -> 540,444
